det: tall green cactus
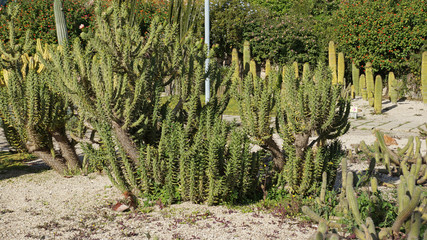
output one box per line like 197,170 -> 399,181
243,40 -> 250,76
302,62 -> 309,80
338,52 -> 345,85
352,63 -> 360,96
293,61 -> 299,79
250,59 -> 257,78
231,48 -> 240,85
388,72 -> 399,104
360,74 -> 367,100
366,62 -> 374,107
422,51 -> 427,103
265,59 -> 271,78
328,41 -> 337,84
54,0 -> 68,46
374,75 -> 382,114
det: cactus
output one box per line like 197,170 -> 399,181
422,51 -> 427,104
328,41 -> 337,84
388,72 -> 399,104
265,59 -> 271,78
360,74 -> 367,100
338,52 -> 345,85
365,62 -> 374,107
243,40 -> 250,76
250,59 -> 257,78
352,63 -> 360,96
54,0 -> 68,46
374,75 -> 382,114
302,62 -> 310,80
293,61 -> 299,79
231,48 -> 239,82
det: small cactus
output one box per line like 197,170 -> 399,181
374,75 -> 382,114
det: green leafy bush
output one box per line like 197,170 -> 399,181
334,0 -> 427,77
0,0 -> 169,45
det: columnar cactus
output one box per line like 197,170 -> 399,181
293,61 -> 299,79
328,41 -> 337,84
360,74 -> 367,100
243,40 -> 250,76
250,59 -> 257,78
365,62 -> 374,106
374,75 -> 382,114
302,62 -> 309,80
388,72 -> 399,104
231,48 -> 240,84
421,51 -> 427,104
265,59 -> 271,78
54,0 -> 68,46
352,63 -> 360,96
338,52 -> 345,85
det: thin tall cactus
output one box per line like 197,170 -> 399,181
352,63 -> 360,96
422,51 -> 427,104
53,0 -> 68,46
337,52 -> 345,85
374,75 -> 382,114
366,62 -> 374,107
328,41 -> 337,84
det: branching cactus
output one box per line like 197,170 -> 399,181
275,62 -> 350,193
0,3 -> 80,174
360,130 -> 427,184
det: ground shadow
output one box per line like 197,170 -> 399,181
382,104 -> 398,113
0,153 -> 50,181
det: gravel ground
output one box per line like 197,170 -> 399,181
0,170 -> 315,240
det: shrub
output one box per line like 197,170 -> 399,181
0,0 -> 169,46
334,0 -> 427,77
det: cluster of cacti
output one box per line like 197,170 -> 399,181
360,130 -> 427,184
0,3 -> 81,174
422,51 -> 427,104
303,157 -> 427,239
234,40 -> 351,194
43,1 -> 260,204
374,75 -> 382,114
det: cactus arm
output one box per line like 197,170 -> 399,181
391,187 -> 421,234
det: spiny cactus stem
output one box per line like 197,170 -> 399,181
391,187 -> 421,234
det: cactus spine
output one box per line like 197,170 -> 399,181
374,75 -> 382,114
243,40 -> 250,76
360,74 -> 367,100
352,63 -> 360,96
54,0 -> 68,45
338,52 -> 345,85
421,51 -> 427,103
388,72 -> 398,104
366,62 -> 374,107
328,41 -> 337,84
